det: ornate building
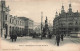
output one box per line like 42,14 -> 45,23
0,0 -> 33,38
53,3 -> 80,36
0,0 -> 25,37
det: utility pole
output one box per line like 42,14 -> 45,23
41,12 -> 43,40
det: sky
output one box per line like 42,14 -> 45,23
4,0 -> 80,24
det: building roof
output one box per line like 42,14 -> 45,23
18,17 -> 33,22
18,17 -> 29,21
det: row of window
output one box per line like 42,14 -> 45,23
10,18 -> 24,26
54,22 -> 80,26
9,26 -> 24,31
54,26 -> 80,30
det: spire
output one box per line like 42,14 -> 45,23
68,0 -> 72,12
62,3 -> 64,10
55,11 -> 58,17
69,0 -> 71,8
46,16 -> 47,21
61,2 -> 65,13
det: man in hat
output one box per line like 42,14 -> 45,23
56,34 -> 60,46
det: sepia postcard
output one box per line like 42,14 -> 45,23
0,0 -> 80,51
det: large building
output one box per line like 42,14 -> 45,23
0,0 -> 33,38
18,17 -> 34,36
8,15 -> 25,36
53,3 -> 80,36
0,0 -> 10,37
0,0 -> 25,37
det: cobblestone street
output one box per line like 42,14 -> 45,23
1,36 -> 80,51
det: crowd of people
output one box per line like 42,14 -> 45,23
4,31 -> 64,46
10,31 -> 17,42
10,34 -> 17,42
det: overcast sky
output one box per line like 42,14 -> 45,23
5,0 -> 80,24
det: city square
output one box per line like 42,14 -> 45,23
1,36 -> 80,51
0,0 -> 80,51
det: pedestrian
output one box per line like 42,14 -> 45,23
32,32 -> 35,38
56,34 -> 60,46
61,34 -> 64,41
14,34 -> 17,41
4,34 -> 7,39
14,31 -> 17,41
49,34 -> 52,39
10,31 -> 17,42
10,34 -> 13,42
50,34 -> 52,39
10,31 -> 14,42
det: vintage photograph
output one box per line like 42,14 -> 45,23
0,0 -> 80,51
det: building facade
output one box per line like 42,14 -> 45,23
0,0 -> 10,37
53,3 -> 80,36
8,15 -> 25,36
0,0 -> 25,37
18,17 -> 34,36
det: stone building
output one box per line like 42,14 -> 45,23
18,17 -> 34,36
8,15 -> 25,36
0,0 -> 25,37
53,3 -> 80,36
0,0 -> 10,37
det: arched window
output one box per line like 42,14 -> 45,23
18,21 -> 19,25
12,19 -> 14,23
16,20 -> 17,24
20,21 -> 21,25
10,18 -> 11,23
5,15 -> 7,20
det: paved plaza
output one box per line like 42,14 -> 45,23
0,36 -> 80,51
